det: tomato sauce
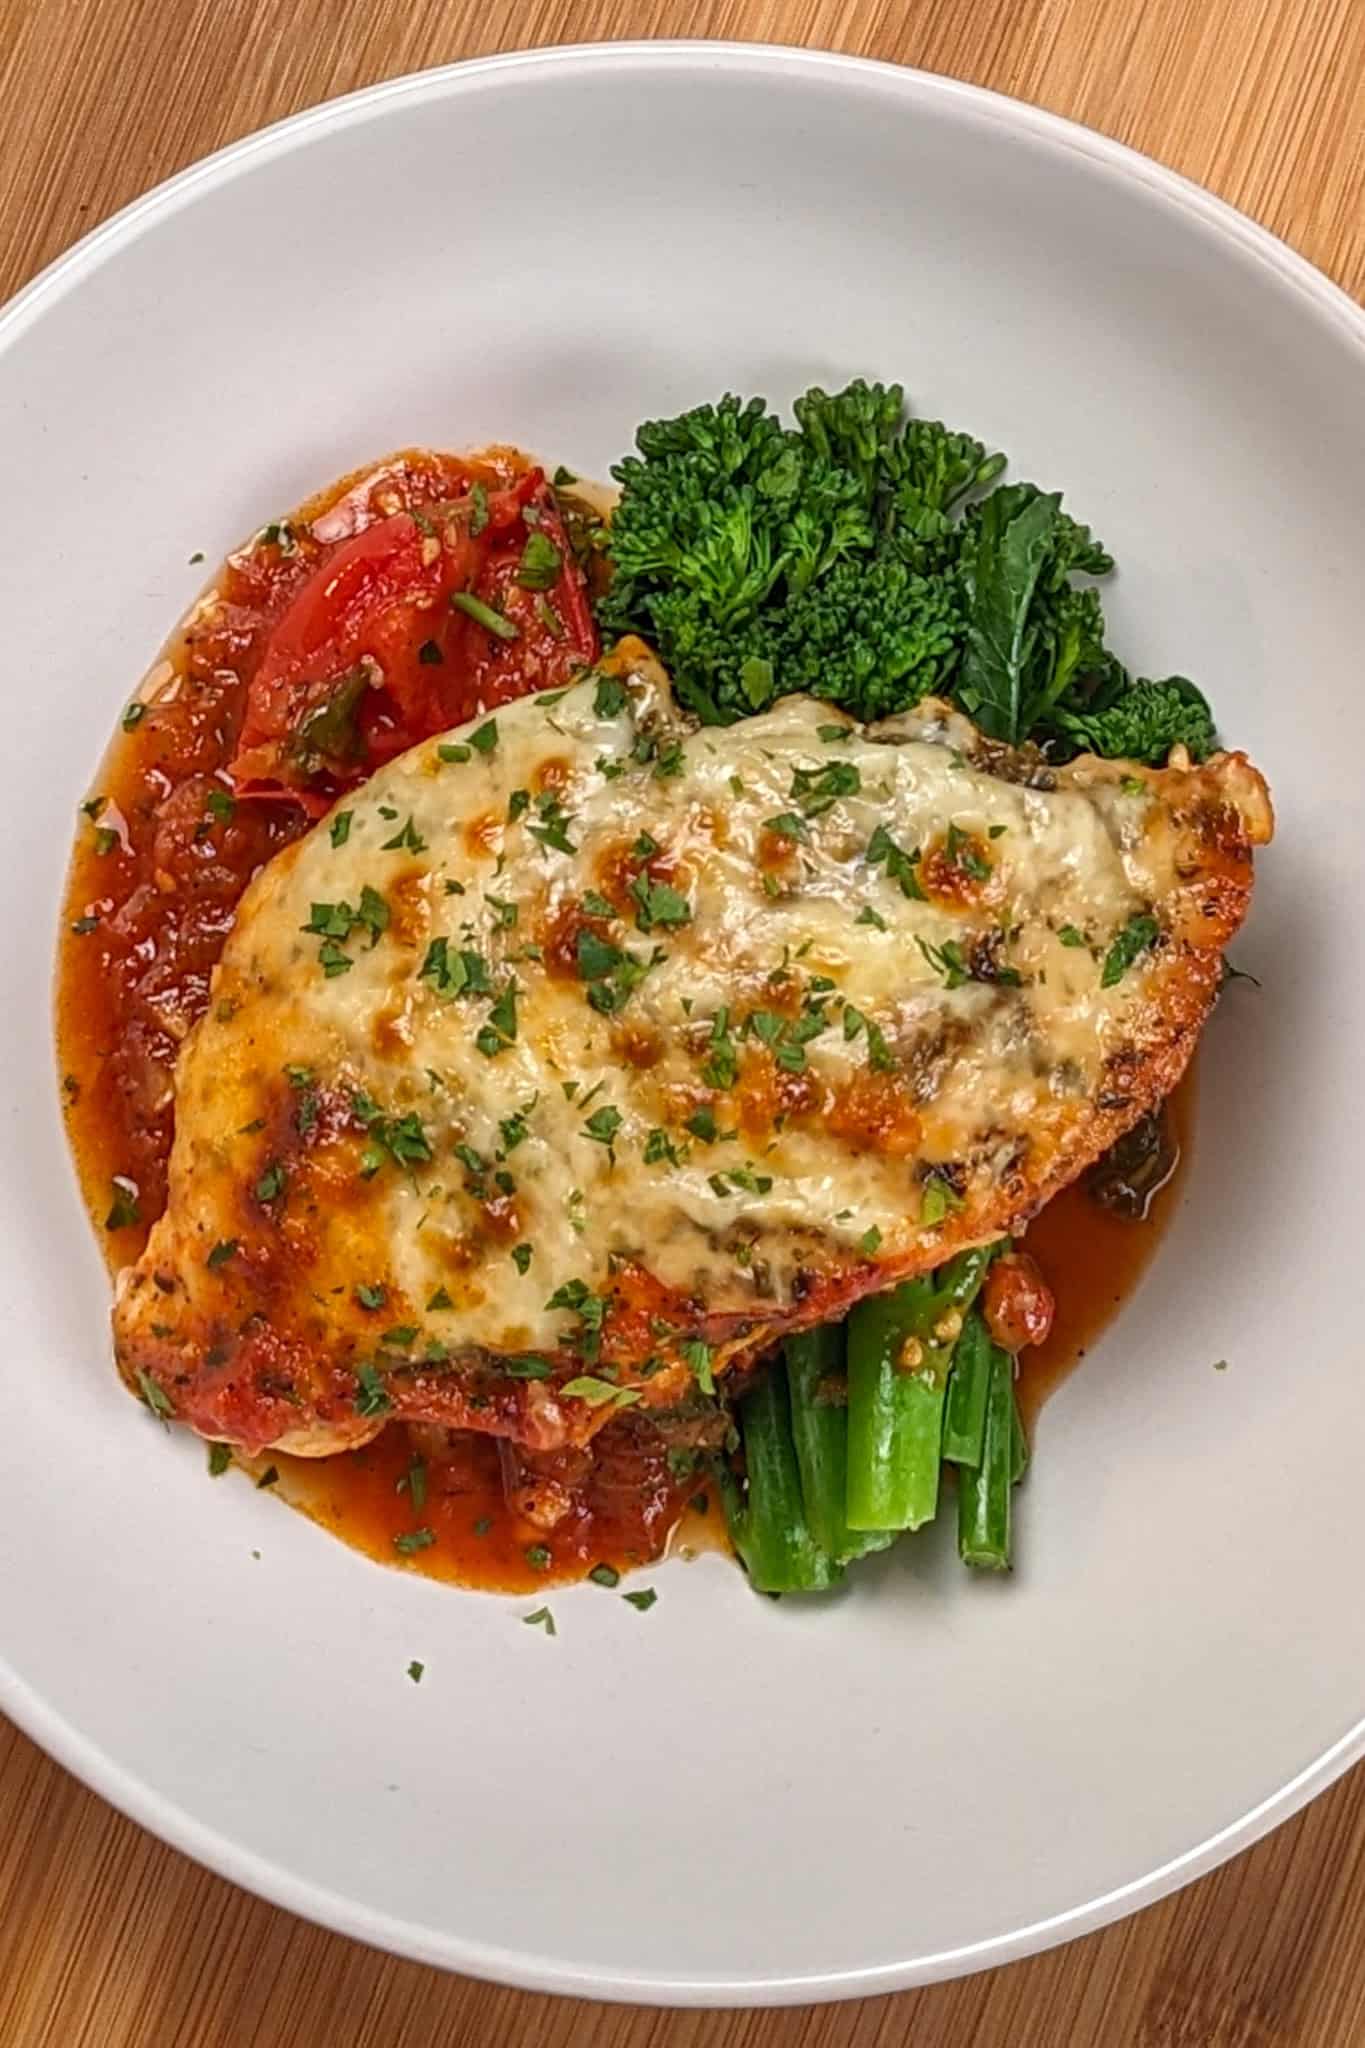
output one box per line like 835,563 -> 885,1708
56,447 -> 1187,1589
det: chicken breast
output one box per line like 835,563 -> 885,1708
114,639 -> 1272,1454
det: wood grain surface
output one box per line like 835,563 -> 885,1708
2,2 -> 1362,2043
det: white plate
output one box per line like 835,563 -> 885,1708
3,42 -> 1363,2007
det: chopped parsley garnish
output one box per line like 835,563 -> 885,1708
510,1243 -> 532,1274
206,1239 -> 238,1269
653,739 -> 686,780
527,793 -> 576,855
486,892 -> 518,928
522,1606 -> 556,1634
104,1178 -> 141,1231
1120,775 -> 1149,797
859,1225 -> 883,1254
70,914 -> 99,935
356,1283 -> 386,1310
204,788 -> 236,824
576,928 -> 659,1015
356,1368 -> 392,1417
516,531 -> 562,589
622,1588 -> 657,1612
708,1167 -> 773,1200
468,482 -> 489,536
382,1325 -> 418,1348
425,1288 -> 453,1313
351,1094 -> 433,1176
945,821 -> 991,881
920,1176 -> 965,1226
507,788 -> 531,822
330,810 -> 353,847
302,887 -> 389,973
469,719 -> 499,754
560,1376 -> 641,1408
744,1003 -> 828,1073
393,1527 -> 436,1555
915,935 -> 970,989
475,982 -> 519,1056
254,1161 -> 286,1205
503,1355 -> 554,1379
629,872 -> 690,933
763,811 -> 809,843
207,1442 -> 232,1477
437,742 -> 471,764
401,1457 -> 428,1511
582,1104 -> 623,1152
789,760 -> 861,815
545,1278 -> 609,1361
256,1465 -> 280,1490
93,825 -> 120,856
451,591 -> 518,641
867,823 -> 925,899
418,639 -> 444,665
594,674 -> 629,718
686,1108 -> 719,1143
588,1563 -> 620,1588
680,1339 -> 715,1394
700,1008 -> 738,1089
499,1104 -> 533,1152
419,938 -> 493,1000
525,1542 -> 553,1570
856,905 -> 887,930
121,701 -> 147,731
1057,925 -> 1087,948
381,814 -> 426,853
643,1127 -> 685,1167
1101,912 -> 1159,988
136,1371 -> 173,1419
865,1019 -> 898,1072
407,1659 -> 425,1683
818,723 -> 853,743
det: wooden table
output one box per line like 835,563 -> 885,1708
3,1 -> 1362,2041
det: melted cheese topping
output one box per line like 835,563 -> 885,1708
114,641 -> 1271,1452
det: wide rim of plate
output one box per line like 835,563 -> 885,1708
3,40 -> 1364,2007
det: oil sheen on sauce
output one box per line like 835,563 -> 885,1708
55,456 -> 1191,1592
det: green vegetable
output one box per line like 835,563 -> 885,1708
291,668 -> 368,774
452,591 -> 518,640
599,379 -> 1215,758
845,1247 -> 992,1531
722,1365 -> 842,1593
1052,674 -> 1215,764
516,531 -> 563,589
784,1327 -> 894,1565
1101,912 -> 1159,988
957,1344 -> 1016,1570
940,1308 -> 993,1468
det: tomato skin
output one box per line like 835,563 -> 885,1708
230,463 -> 599,802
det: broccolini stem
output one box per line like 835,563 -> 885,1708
724,1362 -> 843,1594
957,1343 -> 1015,1570
785,1325 -> 895,1565
941,1308 -> 993,1468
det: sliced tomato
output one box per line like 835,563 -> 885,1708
230,465 -> 599,805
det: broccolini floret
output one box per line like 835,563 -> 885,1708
598,379 -> 1217,757
1051,675 -> 1217,763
